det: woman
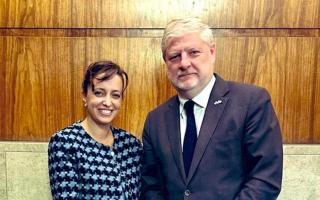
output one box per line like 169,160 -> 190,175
48,61 -> 142,199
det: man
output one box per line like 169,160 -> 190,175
141,18 -> 283,200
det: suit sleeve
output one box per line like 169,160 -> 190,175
235,88 -> 283,200
140,113 -> 167,200
48,134 -> 79,199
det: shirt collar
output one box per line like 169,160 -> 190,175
178,75 -> 216,112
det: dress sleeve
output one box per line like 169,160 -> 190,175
48,133 -> 79,199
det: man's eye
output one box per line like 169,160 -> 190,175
190,50 -> 200,55
168,55 -> 180,61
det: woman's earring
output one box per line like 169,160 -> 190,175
82,97 -> 87,107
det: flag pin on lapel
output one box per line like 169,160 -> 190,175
214,100 -> 222,105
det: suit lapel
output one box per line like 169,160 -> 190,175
187,74 -> 230,183
165,97 -> 187,183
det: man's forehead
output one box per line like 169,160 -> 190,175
166,36 -> 207,52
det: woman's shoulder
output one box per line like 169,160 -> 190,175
49,121 -> 84,143
112,127 -> 141,146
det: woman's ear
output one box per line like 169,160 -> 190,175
82,92 -> 87,107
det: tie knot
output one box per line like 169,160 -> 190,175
184,100 -> 195,113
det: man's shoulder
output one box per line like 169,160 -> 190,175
148,95 -> 177,114
213,75 -> 270,105
227,80 -> 266,93
214,73 -> 267,96
221,79 -> 271,106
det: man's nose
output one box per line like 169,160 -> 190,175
180,53 -> 191,69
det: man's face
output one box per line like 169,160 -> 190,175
164,32 -> 216,98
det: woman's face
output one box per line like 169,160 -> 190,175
83,74 -> 124,127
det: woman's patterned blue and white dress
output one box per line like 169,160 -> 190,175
48,121 -> 142,200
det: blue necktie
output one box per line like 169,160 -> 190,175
183,100 -> 197,177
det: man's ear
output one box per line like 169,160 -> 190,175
210,45 -> 216,63
210,43 -> 216,55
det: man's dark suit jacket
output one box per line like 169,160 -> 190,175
141,74 -> 283,200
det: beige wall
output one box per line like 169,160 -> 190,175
0,142 -> 319,200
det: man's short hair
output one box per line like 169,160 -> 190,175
161,17 -> 214,59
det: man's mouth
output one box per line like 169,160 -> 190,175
178,73 -> 195,79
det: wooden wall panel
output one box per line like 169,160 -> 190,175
0,1 -> 319,143
0,36 -> 175,141
215,37 -> 320,143
0,37 -> 84,140
314,45 -> 320,142
0,0 -> 319,28
0,37 -> 5,139
0,36 -> 319,143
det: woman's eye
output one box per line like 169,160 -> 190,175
94,91 -> 103,96
112,93 -> 121,99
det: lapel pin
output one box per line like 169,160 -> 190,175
214,100 -> 222,105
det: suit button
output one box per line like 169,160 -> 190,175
184,189 -> 191,197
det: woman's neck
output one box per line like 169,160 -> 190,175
81,118 -> 114,146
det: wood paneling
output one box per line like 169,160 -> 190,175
0,0 -> 319,28
0,28 -> 319,38
314,45 -> 320,142
0,36 -> 174,141
0,37 -> 5,139
0,0 -> 319,143
215,37 -> 320,143
0,37 -> 83,140
0,36 -> 319,143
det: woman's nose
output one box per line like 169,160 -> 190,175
102,96 -> 112,106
